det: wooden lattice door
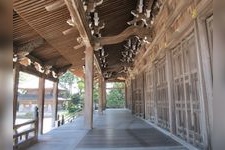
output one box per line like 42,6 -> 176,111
172,33 -> 203,147
156,57 -> 170,130
145,68 -> 155,122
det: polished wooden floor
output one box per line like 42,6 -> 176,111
28,109 -> 187,150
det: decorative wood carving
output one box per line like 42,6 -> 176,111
86,0 -> 103,13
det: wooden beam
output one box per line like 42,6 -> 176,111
38,77 -> 45,135
102,80 -> 106,110
64,0 -> 92,47
84,46 -> 94,129
19,63 -> 58,82
45,0 -> 65,12
43,56 -> 62,66
98,26 -> 152,46
16,38 -> 44,58
55,64 -> 72,75
52,81 -> 59,127
62,28 -> 77,35
98,76 -> 104,115
13,63 -> 20,126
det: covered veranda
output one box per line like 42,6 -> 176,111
27,109 -> 187,150
13,0 -> 214,150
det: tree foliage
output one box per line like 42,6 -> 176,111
59,71 -> 76,94
106,83 -> 125,108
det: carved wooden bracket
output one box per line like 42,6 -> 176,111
86,0 -> 103,13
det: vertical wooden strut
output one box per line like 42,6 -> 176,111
166,50 -> 176,134
102,80 -> 106,110
38,77 -> 45,134
125,84 -> 128,108
13,63 -> 20,126
52,81 -> 59,127
84,46 -> 94,129
98,76 -> 104,114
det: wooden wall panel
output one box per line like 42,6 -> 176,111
155,57 -> 170,131
144,68 -> 156,122
172,32 -> 203,148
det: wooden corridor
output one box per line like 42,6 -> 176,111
27,109 -> 187,150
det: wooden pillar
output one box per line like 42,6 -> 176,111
13,63 -> 20,126
142,73 -> 145,118
194,19 -> 210,148
102,80 -> 106,110
38,77 -> 45,134
166,50 -> 176,134
195,16 -> 213,149
213,14 -> 225,150
98,76 -> 104,114
152,64 -> 158,124
52,81 -> 59,127
84,46 -> 94,129
125,84 -> 128,108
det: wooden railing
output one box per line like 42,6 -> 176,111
13,108 -> 39,150
55,109 -> 82,127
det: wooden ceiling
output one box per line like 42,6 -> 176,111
95,0 -> 138,81
13,0 -> 158,81
13,0 -> 84,77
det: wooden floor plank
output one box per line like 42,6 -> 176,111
28,109 -> 187,150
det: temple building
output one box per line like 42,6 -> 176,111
12,0 -> 218,150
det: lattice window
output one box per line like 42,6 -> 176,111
156,57 -> 170,130
172,33 -> 203,147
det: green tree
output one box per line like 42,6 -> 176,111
93,82 -> 99,109
77,79 -> 84,94
59,71 -> 76,95
106,82 -> 125,108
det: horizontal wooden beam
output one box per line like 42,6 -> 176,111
26,54 -> 58,73
55,64 -> 72,75
15,38 -> 44,59
17,63 -> 58,82
43,56 -> 62,66
97,26 -> 152,46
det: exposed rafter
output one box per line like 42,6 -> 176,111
45,0 -> 66,12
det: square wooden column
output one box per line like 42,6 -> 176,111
98,76 -> 104,114
125,84 -> 128,109
152,64 -> 158,125
166,50 -> 176,134
102,80 -> 106,110
213,16 -> 225,150
38,77 -> 45,134
84,46 -> 94,129
52,81 -> 59,127
13,63 -> 20,126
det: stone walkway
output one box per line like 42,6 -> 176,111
27,109 -> 187,150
